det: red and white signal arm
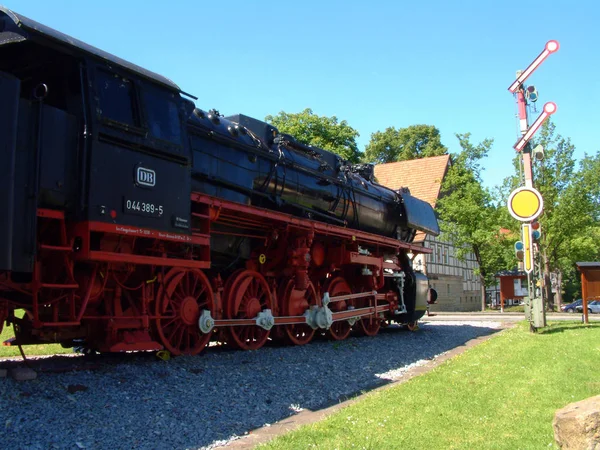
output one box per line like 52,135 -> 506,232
508,40 -> 560,93
514,102 -> 557,152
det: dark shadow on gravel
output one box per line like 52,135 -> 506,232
0,322 -> 502,450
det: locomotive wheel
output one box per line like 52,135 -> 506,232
279,279 -> 317,346
155,268 -> 214,356
357,314 -> 381,337
324,277 -> 353,341
351,287 -> 381,337
225,270 -> 273,351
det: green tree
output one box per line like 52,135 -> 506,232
265,108 -> 362,163
503,120 -> 600,309
540,149 -> 600,305
363,124 -> 448,164
436,133 -> 512,311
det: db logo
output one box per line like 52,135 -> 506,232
135,166 -> 156,187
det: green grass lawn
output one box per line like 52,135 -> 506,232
0,311 -> 73,358
502,305 -> 525,312
260,321 -> 600,449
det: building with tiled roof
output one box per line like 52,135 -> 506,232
374,155 -> 482,312
375,154 -> 450,244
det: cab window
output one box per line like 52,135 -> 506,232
96,69 -> 140,128
142,84 -> 182,144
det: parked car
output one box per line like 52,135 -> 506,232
562,299 -> 582,313
575,300 -> 600,314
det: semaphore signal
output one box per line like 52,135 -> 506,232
514,102 -> 557,152
506,39 -> 560,331
508,40 -> 560,93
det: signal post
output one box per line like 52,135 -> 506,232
506,40 -> 559,331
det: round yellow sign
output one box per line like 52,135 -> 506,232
507,186 -> 544,221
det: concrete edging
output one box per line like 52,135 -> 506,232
217,322 -> 514,449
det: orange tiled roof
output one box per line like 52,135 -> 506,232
374,154 -> 451,242
374,154 -> 450,208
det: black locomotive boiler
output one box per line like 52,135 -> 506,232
0,6 -> 439,355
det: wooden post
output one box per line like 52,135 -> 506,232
581,271 -> 589,324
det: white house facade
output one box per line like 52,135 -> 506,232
374,155 -> 481,312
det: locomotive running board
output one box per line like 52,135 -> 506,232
191,193 -> 432,255
71,221 -> 210,269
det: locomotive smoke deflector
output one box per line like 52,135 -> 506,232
395,188 -> 440,237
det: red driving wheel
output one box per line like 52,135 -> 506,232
155,268 -> 214,356
224,270 -> 273,351
324,277 -> 353,341
279,279 -> 317,346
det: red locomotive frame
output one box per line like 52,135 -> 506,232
0,192 -> 431,356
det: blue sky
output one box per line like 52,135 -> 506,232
4,0 -> 598,190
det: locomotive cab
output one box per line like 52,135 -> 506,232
0,8 -> 194,274
0,14 -> 83,272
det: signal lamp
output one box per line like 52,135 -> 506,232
532,144 -> 545,161
526,85 -> 538,102
531,222 -> 542,240
515,241 -> 524,261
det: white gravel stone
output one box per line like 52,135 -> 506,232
0,320 -> 501,449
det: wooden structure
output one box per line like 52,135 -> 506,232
576,262 -> 600,324
496,269 -> 528,311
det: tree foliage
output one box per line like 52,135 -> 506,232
436,133 -> 513,310
363,124 -> 448,164
503,120 -> 600,305
555,161 -> 600,300
265,108 -> 362,163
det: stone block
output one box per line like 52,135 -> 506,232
553,395 -> 600,449
9,367 -> 37,381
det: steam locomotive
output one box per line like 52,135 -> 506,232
0,7 -> 439,356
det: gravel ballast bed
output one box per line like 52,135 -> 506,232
0,321 -> 503,449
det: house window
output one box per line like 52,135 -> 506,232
514,278 -> 528,297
